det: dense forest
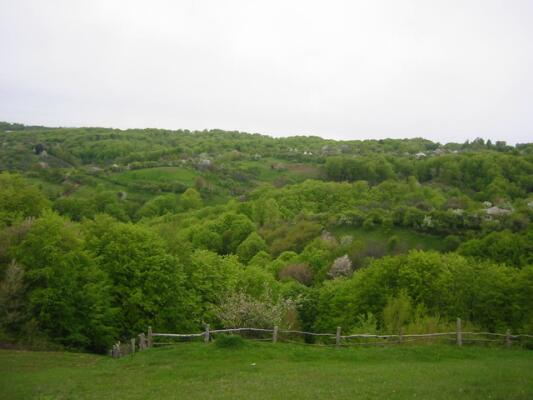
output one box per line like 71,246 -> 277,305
0,121 -> 532,352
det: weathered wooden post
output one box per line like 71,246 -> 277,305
139,333 -> 146,351
130,338 -> 136,354
456,318 -> 462,347
111,344 -> 117,358
148,326 -> 153,348
336,326 -> 341,348
273,326 -> 278,343
116,341 -> 122,358
506,329 -> 512,348
204,324 -> 210,343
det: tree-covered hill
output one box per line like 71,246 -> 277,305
0,122 -> 531,352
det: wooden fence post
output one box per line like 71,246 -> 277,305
204,324 -> 210,343
111,344 -> 117,358
148,326 -> 153,348
336,327 -> 341,348
506,329 -> 512,348
456,318 -> 462,347
139,333 -> 146,351
130,338 -> 136,354
273,326 -> 278,343
116,341 -> 122,358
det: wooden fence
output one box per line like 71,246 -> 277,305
110,327 -> 153,358
110,318 -> 533,358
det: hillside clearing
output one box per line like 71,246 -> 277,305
114,166 -> 199,184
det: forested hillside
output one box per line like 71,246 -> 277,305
0,121 -> 532,352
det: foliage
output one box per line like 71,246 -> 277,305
214,334 -> 245,348
85,220 -> 194,338
328,254 -> 353,278
216,289 -> 293,329
0,261 -> 26,334
184,250 -> 242,323
137,194 -> 180,218
458,229 -> 533,267
383,291 -> 412,334
352,312 -> 378,334
236,232 -> 267,264
11,211 -> 116,351
0,172 -> 50,227
181,188 -> 203,210
0,123 -> 531,352
278,263 -> 314,286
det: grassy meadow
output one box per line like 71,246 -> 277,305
330,225 -> 448,252
1,342 -> 532,400
114,167 -> 199,185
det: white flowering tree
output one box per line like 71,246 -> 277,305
328,254 -> 353,278
216,288 -> 294,329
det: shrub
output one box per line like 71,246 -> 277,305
214,334 -> 245,349
352,312 -> 378,334
237,232 -> 267,264
383,290 -> 412,334
0,261 -> 26,334
387,236 -> 399,253
348,240 -> 387,268
278,263 -> 313,286
443,235 -> 461,252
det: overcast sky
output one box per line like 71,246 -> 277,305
1,1 -> 532,144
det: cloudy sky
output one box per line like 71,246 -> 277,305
1,0 -> 532,144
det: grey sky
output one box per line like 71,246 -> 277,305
1,0 -> 532,144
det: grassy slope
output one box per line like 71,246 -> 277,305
331,226 -> 447,251
114,167 -> 199,185
233,158 -> 323,184
1,343 -> 532,400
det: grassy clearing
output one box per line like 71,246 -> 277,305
115,167 -> 198,184
283,162 -> 323,179
231,159 -> 323,185
331,225 -> 447,251
1,342 -> 531,399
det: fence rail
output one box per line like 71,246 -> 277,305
110,318 -> 533,358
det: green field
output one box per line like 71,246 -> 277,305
115,167 -> 199,184
331,226 -> 447,252
1,343 -> 532,399
227,158 -> 323,185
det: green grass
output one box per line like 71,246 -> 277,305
331,225 -> 447,251
230,159 -> 323,185
1,342 -> 532,399
115,167 -> 198,184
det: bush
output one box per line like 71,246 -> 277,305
214,334 -> 245,349
383,290 -> 412,334
387,236 -> 399,253
278,263 -> 313,286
